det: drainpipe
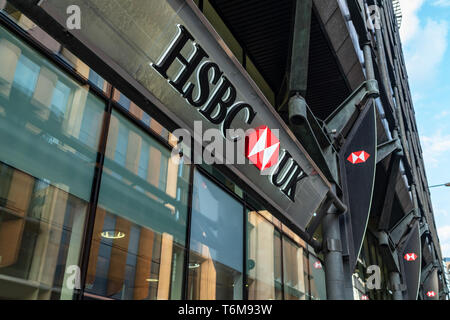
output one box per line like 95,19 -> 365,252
359,1 -> 376,83
287,94 -> 347,299
322,184 -> 347,300
390,271 -> 403,300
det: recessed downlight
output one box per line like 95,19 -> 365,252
101,230 -> 126,239
188,263 -> 200,269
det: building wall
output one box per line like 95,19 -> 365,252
0,6 -> 327,300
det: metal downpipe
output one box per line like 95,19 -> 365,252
322,184 -> 346,300
390,271 -> 403,300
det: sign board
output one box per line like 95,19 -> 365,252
39,0 -> 332,233
339,101 -> 377,271
399,221 -> 422,300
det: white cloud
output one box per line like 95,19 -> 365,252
398,0 -> 449,85
403,19 -> 448,85
434,110 -> 450,119
435,208 -> 450,217
398,0 -> 425,42
433,0 -> 450,7
442,242 -> 450,257
439,225 -> 450,241
420,131 -> 450,167
438,225 -> 450,257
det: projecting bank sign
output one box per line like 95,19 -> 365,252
40,0 -> 331,232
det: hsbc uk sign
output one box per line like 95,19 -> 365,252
152,25 -> 308,202
41,0 -> 331,233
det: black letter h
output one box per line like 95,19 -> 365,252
152,24 -> 208,94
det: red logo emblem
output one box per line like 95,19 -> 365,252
246,126 -> 280,171
404,253 -> 418,261
426,291 -> 436,297
361,295 -> 369,300
347,151 -> 370,164
313,261 -> 322,269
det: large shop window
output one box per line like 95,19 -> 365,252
0,26 -> 104,299
187,171 -> 244,300
282,236 -> 308,300
247,211 -> 282,300
308,254 -> 327,300
84,110 -> 190,300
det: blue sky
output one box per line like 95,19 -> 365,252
399,0 -> 450,257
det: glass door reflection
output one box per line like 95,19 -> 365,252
187,171 -> 244,300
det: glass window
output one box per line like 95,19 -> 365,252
308,254 -> 327,300
84,110 -> 190,300
282,236 -> 307,300
187,171 -> 243,300
0,25 -> 104,299
247,211 -> 282,300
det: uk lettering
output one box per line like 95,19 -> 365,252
151,24 -> 307,202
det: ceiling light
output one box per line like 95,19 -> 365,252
145,278 -> 159,282
101,230 -> 126,239
188,263 -> 200,269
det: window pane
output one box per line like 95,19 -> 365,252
0,25 -> 104,299
188,171 -> 243,300
84,110 -> 190,300
309,255 -> 327,300
282,236 -> 307,300
247,211 -> 282,300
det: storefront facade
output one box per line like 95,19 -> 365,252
1,0 -> 448,300
0,1 -> 330,300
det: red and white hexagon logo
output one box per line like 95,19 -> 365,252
246,126 -> 280,171
347,151 -> 370,164
426,291 -> 436,297
404,253 -> 418,262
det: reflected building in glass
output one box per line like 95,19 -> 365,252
0,0 -> 447,300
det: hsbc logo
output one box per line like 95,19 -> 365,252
313,261 -> 322,269
404,253 -> 418,262
347,151 -> 371,164
246,126 -> 280,171
361,295 -> 369,300
157,25 -> 308,203
426,291 -> 436,297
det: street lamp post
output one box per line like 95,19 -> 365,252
429,183 -> 450,189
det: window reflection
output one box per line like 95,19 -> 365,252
282,236 -> 307,300
188,171 -> 243,300
0,25 -> 104,299
247,211 -> 282,300
84,110 -> 190,300
308,255 -> 327,300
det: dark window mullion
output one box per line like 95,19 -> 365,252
76,85 -> 113,300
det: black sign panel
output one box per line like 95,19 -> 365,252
423,268 -> 439,300
339,102 -> 377,271
400,221 -> 421,300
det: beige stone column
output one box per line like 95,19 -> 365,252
199,245 -> 216,300
0,39 -> 21,98
31,67 -> 58,120
157,232 -> 173,300
63,85 -> 89,139
0,170 -> 33,267
86,208 -> 106,286
106,217 -> 131,297
133,228 -> 154,300
251,214 -> 276,300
